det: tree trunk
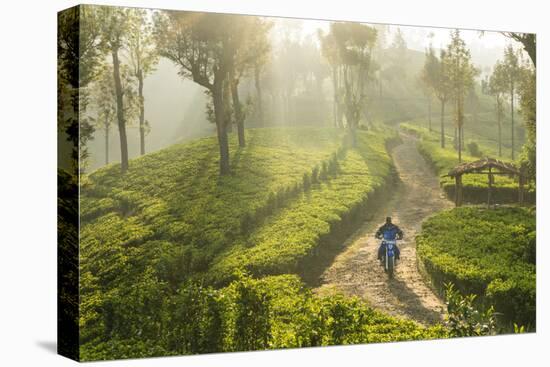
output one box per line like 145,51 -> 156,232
332,67 -> 338,128
138,69 -> 145,156
461,125 -> 465,151
454,127 -> 458,151
497,101 -> 502,157
224,84 -> 233,134
458,128 -> 462,163
105,122 -> 109,165
231,79 -> 245,147
428,97 -> 432,132
112,49 -> 128,174
440,101 -> 446,148
213,88 -> 230,175
511,83 -> 515,160
254,65 -> 263,126
455,96 -> 463,163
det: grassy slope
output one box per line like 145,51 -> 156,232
210,129 -> 395,283
81,128 -> 342,277
80,126 -> 442,358
416,207 -> 535,327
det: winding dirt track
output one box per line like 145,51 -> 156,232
316,133 -> 453,326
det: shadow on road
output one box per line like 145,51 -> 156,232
388,276 -> 445,324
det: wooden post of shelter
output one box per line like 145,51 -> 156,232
455,174 -> 463,207
487,167 -> 493,209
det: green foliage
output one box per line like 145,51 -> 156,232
400,123 -> 535,203
417,207 -> 536,327
466,141 -> 482,157
209,129 -> 396,283
444,283 -> 497,337
79,127 -> 405,357
80,274 -> 447,360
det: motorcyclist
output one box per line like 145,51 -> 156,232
375,216 -> 403,261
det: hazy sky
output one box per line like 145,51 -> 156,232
287,17 -> 520,72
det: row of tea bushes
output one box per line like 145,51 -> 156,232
416,207 -> 536,327
209,129 -> 398,284
400,123 -> 535,204
78,127 -> 399,347
80,274 -> 448,361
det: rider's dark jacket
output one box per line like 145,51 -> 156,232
376,223 -> 403,259
375,223 -> 403,241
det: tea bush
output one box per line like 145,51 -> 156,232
80,274 -> 447,361
417,207 -> 536,327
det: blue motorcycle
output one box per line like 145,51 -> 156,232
376,218 -> 403,278
381,239 -> 398,278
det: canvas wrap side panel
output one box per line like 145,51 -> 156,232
57,5 -> 81,362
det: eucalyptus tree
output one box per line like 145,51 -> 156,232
154,11 -> 254,175
420,46 -> 452,148
320,29 -> 344,128
92,64 -> 139,165
99,6 -> 133,173
518,63 -> 536,179
228,17 -> 271,147
502,45 -> 522,160
127,9 -> 159,155
488,61 -> 508,157
250,19 -> 273,127
445,30 -> 478,162
321,22 -> 377,146
420,45 -> 439,132
58,5 -> 102,173
501,34 -> 535,176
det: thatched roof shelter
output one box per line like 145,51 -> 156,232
444,157 -> 526,207
446,157 -> 521,178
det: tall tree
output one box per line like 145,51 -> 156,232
155,12 -> 250,175
445,30 -> 477,162
518,63 -> 536,179
250,20 -> 272,128
99,7 -> 133,173
321,22 -> 377,146
92,66 -> 116,165
127,9 -> 159,156
488,61 -> 507,157
420,45 -> 439,132
320,29 -> 344,128
58,5 -> 102,174
228,17 -> 271,147
502,33 -> 536,177
91,64 -> 138,166
502,32 -> 536,67
421,46 -> 452,148
502,45 -> 521,160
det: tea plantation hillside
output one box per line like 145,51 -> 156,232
80,127 -> 439,358
417,207 -> 536,328
400,123 -> 535,204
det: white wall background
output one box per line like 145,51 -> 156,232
0,0 -> 546,366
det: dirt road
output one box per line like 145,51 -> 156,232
316,133 -> 453,325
